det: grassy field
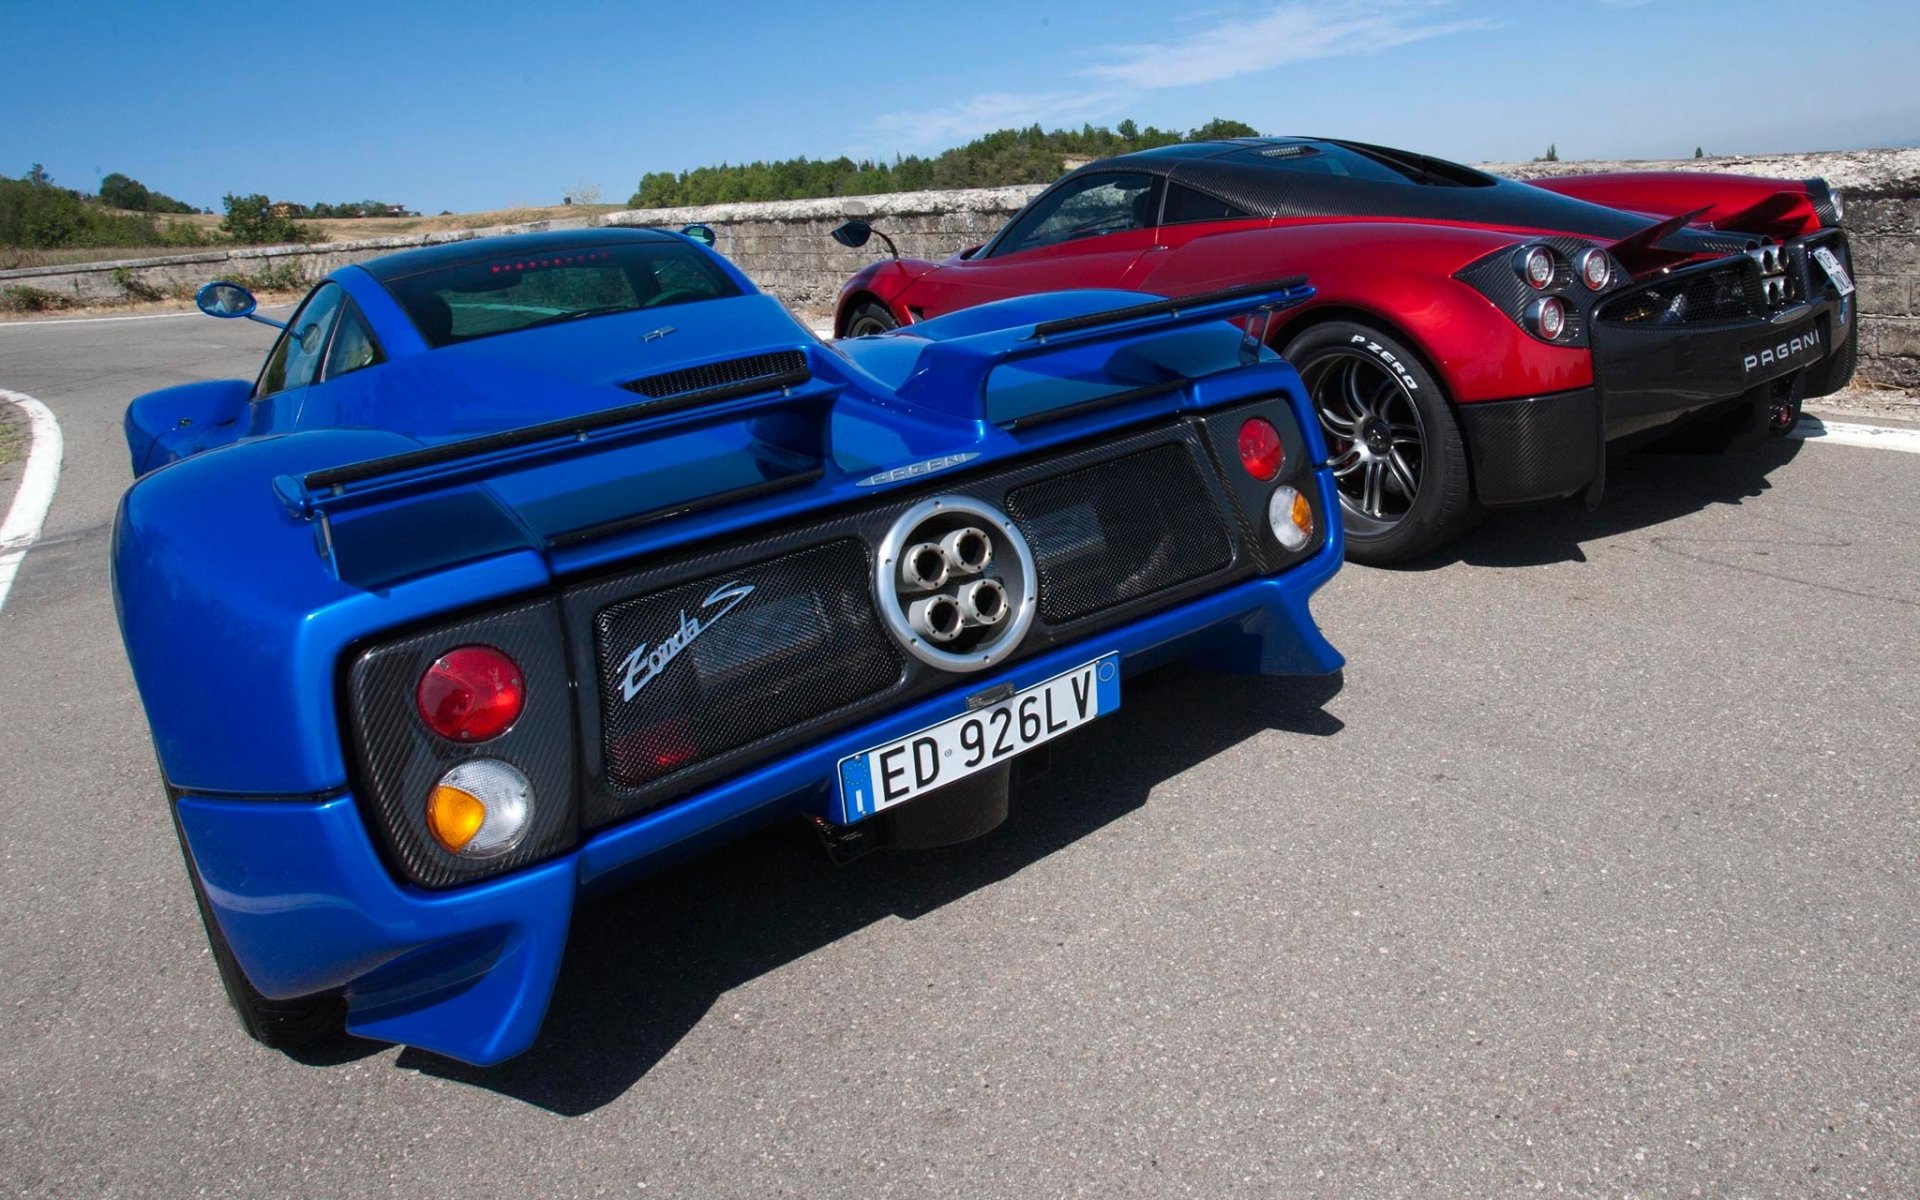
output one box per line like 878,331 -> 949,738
1,203 -> 628,271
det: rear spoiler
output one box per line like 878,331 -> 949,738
894,276 -> 1314,423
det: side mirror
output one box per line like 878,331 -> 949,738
680,223 -> 716,247
831,219 -> 899,260
196,281 -> 256,318
831,220 -> 873,249
195,280 -> 286,330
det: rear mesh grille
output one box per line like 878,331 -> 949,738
1007,444 -> 1233,624
623,349 -> 807,399
591,539 -> 901,792
1598,261 -> 1782,327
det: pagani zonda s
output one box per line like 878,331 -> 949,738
113,228 -> 1343,1065
832,139 -> 1857,563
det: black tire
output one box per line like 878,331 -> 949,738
173,813 -> 346,1051
842,299 -> 899,338
1283,321 -> 1478,565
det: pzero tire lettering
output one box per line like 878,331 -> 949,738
1350,334 -> 1419,391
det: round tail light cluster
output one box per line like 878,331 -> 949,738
1576,247 -> 1613,291
1527,296 -> 1568,341
1267,485 -> 1314,551
426,759 -> 533,857
1517,246 -> 1557,289
1237,417 -> 1285,481
416,646 -> 524,742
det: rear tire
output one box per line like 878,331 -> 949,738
843,300 -> 899,338
174,816 -> 346,1052
1283,321 -> 1478,565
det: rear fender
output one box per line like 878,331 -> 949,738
1136,223 -> 1593,402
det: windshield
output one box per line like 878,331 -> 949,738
383,241 -> 743,347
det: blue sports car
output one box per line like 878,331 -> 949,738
112,227 -> 1344,1065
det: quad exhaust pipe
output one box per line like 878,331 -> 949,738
940,526 -> 993,575
908,593 -> 964,643
957,578 -> 1008,627
901,542 -> 950,592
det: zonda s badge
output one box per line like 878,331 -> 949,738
618,581 -> 754,700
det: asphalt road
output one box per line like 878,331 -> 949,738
1,311 -> 1916,1198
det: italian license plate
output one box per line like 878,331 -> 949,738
835,654 -> 1120,823
1813,246 -> 1855,297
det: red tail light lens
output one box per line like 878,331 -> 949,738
417,645 -> 525,742
1237,417 -> 1285,481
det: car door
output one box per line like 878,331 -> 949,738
245,282 -> 347,435
908,171 -> 1163,318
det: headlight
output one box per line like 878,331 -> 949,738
1575,248 -> 1613,291
1515,246 -> 1557,289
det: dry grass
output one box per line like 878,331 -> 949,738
0,404 -> 25,476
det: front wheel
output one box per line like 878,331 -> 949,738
843,300 -> 899,338
1284,321 -> 1478,565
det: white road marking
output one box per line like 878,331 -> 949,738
0,304 -> 295,329
1793,417 -> 1920,455
0,389 -> 64,617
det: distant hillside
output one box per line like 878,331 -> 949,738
629,119 -> 1260,208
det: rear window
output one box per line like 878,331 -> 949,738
1235,142 -> 1492,188
383,242 -> 742,347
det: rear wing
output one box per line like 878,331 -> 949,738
893,276 -> 1314,426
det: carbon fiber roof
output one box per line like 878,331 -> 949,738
1074,138 -> 1657,241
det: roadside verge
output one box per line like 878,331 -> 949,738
0,389 -> 64,618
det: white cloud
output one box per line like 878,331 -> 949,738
1084,1 -> 1494,91
870,89 -> 1122,150
871,2 -> 1490,151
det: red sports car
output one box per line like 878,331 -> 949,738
830,138 -> 1857,563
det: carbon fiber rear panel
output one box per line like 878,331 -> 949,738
592,539 -> 902,793
1007,444 -> 1233,623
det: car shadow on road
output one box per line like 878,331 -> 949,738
395,665 -> 1344,1114
1399,437 -> 1807,570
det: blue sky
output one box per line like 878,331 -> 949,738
4,0 -> 1914,213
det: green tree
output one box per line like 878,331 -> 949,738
1188,117 -> 1260,140
218,193 -> 315,245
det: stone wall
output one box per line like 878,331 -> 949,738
602,186 -> 1042,311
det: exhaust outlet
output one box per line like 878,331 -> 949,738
939,526 -> 993,576
901,542 -> 950,592
957,578 -> 1008,627
908,594 -> 964,643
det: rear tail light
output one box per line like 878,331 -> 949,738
1237,417 -> 1284,480
1527,296 -> 1568,341
346,599 -> 577,888
417,645 -> 525,742
1267,485 -> 1313,551
1516,246 -> 1557,289
1576,248 -> 1613,291
426,759 -> 533,857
